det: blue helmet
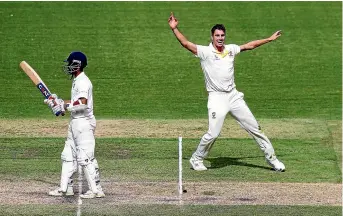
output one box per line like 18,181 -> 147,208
63,51 -> 87,75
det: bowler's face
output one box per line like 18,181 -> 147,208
212,29 -> 225,48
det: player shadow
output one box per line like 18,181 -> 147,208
206,156 -> 271,170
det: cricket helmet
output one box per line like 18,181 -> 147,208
63,51 -> 87,75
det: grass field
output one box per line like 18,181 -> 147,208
0,1 -> 341,216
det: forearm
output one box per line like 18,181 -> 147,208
171,27 -> 197,54
63,100 -> 71,109
171,28 -> 189,47
62,99 -> 87,112
245,38 -> 272,50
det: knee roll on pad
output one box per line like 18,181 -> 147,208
78,157 -> 92,166
77,144 -> 95,165
91,158 -> 99,169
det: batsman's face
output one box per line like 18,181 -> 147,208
212,29 -> 226,49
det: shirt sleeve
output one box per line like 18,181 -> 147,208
74,80 -> 89,99
195,45 -> 210,60
227,44 -> 241,56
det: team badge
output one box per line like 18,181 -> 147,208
212,112 -> 216,119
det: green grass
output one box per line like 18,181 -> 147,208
0,2 -> 341,215
0,204 -> 341,216
0,137 -> 341,183
0,1 -> 341,119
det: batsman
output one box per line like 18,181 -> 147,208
168,13 -> 285,172
46,51 -> 105,198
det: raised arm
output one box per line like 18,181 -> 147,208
168,12 -> 197,55
239,30 -> 282,52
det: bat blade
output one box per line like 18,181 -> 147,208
20,61 -> 52,99
19,61 -> 64,116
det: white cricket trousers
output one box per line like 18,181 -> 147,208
192,89 -> 277,161
60,117 -> 99,192
67,117 -> 96,162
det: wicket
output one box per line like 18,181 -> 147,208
178,136 -> 183,201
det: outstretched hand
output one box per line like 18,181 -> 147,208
168,12 -> 178,30
269,30 -> 282,41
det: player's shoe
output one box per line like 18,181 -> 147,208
80,186 -> 105,199
190,156 -> 207,171
267,158 -> 285,172
48,186 -> 74,196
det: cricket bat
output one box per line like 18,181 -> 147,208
19,61 -> 64,116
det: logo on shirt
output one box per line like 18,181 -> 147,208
228,51 -> 233,57
212,112 -> 216,119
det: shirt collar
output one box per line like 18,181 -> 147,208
73,72 -> 85,81
209,43 -> 229,57
209,43 -> 226,54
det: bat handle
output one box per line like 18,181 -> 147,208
55,111 -> 65,116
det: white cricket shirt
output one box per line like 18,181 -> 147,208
196,43 -> 240,92
71,72 -> 94,119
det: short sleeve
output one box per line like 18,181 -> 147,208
227,44 -> 241,56
195,45 -> 210,60
75,80 -> 89,99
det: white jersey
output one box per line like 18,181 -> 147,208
196,43 -> 240,92
70,72 -> 94,119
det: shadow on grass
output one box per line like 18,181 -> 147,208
206,156 -> 271,171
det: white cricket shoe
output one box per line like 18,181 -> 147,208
190,157 -> 207,171
48,186 -> 74,196
267,158 -> 285,172
80,187 -> 105,199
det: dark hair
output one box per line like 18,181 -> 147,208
211,24 -> 226,35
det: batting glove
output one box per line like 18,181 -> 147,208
55,98 -> 65,113
44,93 -> 59,108
44,98 -> 55,108
52,104 -> 63,116
50,94 -> 58,99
